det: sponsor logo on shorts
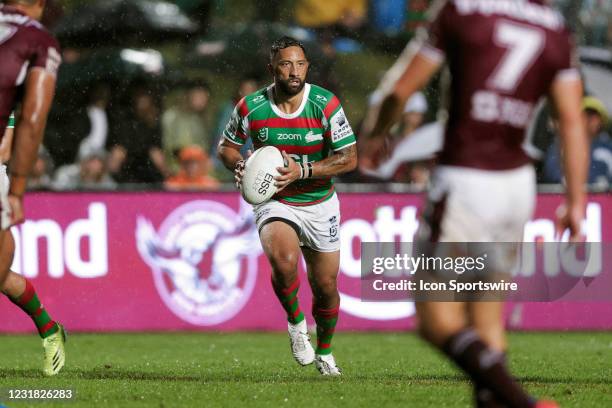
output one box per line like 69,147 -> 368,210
255,208 -> 271,223
329,216 -> 339,243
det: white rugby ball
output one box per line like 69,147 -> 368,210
240,146 -> 285,205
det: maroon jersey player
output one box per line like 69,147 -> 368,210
0,0 -> 66,377
0,0 -> 60,264
364,1 -> 588,407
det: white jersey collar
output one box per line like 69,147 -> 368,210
267,83 -> 311,119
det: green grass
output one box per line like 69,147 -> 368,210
0,332 -> 611,407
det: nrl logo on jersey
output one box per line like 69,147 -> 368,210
315,94 -> 328,103
305,131 -> 323,143
257,128 -> 269,142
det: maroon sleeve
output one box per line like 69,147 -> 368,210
29,28 -> 62,76
552,30 -> 580,83
418,0 -> 455,63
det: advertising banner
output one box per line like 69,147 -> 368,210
0,192 -> 610,333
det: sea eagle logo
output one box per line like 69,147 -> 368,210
136,200 -> 261,326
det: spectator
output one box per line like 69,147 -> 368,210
53,149 -> 116,190
543,96 -> 612,188
165,145 -> 219,191
77,83 -> 111,161
213,76 -> 259,169
295,0 -> 366,31
108,89 -> 168,184
294,0 -> 368,52
162,80 -> 211,174
27,147 -> 54,190
371,0 -> 406,36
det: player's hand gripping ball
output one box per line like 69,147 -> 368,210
240,146 -> 286,205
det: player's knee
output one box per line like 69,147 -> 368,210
417,319 -> 462,349
312,275 -> 337,297
476,325 -> 506,352
269,252 -> 298,275
0,232 -> 15,288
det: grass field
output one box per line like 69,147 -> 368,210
0,332 -> 610,407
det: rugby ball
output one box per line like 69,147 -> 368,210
240,146 -> 285,205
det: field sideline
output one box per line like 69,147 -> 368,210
0,332 -> 610,407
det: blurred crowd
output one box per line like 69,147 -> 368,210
23,0 -> 612,192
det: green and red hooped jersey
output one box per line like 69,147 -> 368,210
7,112 -> 15,129
223,83 -> 356,206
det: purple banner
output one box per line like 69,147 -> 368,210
0,192 -> 610,332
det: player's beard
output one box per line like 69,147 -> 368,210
277,77 -> 305,96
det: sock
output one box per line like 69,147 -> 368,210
271,277 -> 305,324
8,279 -> 59,338
443,329 -> 535,408
475,354 -> 507,408
312,304 -> 339,355
475,382 -> 506,408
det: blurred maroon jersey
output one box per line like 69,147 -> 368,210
0,5 -> 61,137
419,0 -> 578,170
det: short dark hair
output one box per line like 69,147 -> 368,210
270,36 -> 307,61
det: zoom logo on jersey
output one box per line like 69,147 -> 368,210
278,133 -> 302,141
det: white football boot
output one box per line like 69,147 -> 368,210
287,320 -> 315,365
315,353 -> 342,376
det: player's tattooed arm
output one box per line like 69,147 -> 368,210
275,144 -> 356,191
312,143 -> 357,178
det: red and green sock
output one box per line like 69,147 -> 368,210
272,277 -> 305,324
8,279 -> 59,338
313,305 -> 339,355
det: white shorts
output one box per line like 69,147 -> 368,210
254,193 -> 341,252
0,165 -> 10,230
419,164 -> 536,243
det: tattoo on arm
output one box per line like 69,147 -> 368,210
311,144 -> 357,178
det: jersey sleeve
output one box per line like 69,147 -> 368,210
417,0 -> 454,64
551,31 -> 580,83
29,30 -> 62,77
323,96 -> 356,151
222,98 -> 249,146
7,112 -> 15,129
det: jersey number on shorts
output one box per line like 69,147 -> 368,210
488,20 -> 545,92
